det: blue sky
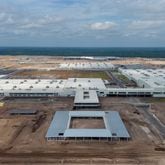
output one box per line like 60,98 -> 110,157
0,0 -> 165,47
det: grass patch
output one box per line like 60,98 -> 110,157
112,71 -> 130,83
77,71 -> 109,79
13,70 -> 109,79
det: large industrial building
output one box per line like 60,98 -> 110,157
0,78 -> 106,97
119,69 -> 165,97
59,62 -> 115,70
0,69 -> 164,98
46,111 -> 130,141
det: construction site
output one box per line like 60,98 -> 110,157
0,56 -> 164,164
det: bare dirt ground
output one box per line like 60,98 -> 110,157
150,103 -> 165,125
0,56 -> 164,70
111,58 -> 165,68
70,117 -> 105,129
0,97 -> 164,164
140,98 -> 165,126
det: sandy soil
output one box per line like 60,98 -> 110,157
111,58 -> 165,67
70,118 -> 105,129
0,97 -> 164,164
0,56 -> 164,70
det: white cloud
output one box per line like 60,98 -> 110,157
89,21 -> 117,30
0,13 -> 6,20
0,12 -> 14,25
20,23 -> 43,29
129,20 -> 165,30
1,0 -> 165,46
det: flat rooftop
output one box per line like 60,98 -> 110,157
121,69 -> 165,88
59,62 -> 114,70
0,78 -> 106,92
74,90 -> 99,104
65,78 -> 106,90
46,111 -> 130,139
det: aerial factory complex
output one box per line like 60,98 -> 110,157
0,69 -> 165,98
0,56 -> 164,164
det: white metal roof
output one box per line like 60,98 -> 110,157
0,75 -> 6,79
64,78 -> 106,90
120,69 -> 165,89
74,90 -> 99,104
0,78 -> 106,92
0,79 -> 66,93
59,62 -> 114,70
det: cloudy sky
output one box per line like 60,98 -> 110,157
0,0 -> 165,47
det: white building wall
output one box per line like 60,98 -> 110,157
0,76 -> 165,98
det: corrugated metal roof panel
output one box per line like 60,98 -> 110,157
105,111 -> 130,138
46,111 -> 130,139
46,111 -> 69,138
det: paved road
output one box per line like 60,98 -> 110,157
5,69 -> 25,79
136,106 -> 165,139
105,71 -> 125,88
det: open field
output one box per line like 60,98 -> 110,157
110,70 -> 137,87
0,97 -> 164,164
0,118 -> 25,148
0,56 -> 164,70
10,69 -> 110,79
112,71 -> 130,83
139,98 -> 165,126
111,58 -> 165,68
141,97 -> 165,103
